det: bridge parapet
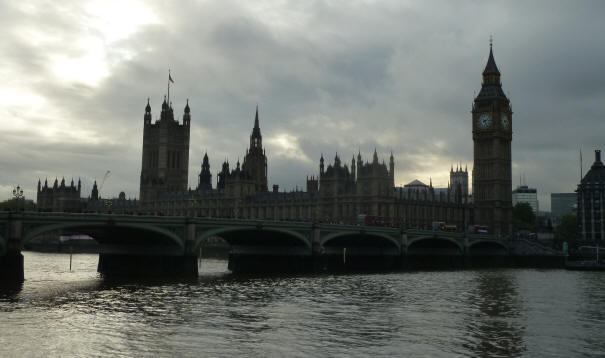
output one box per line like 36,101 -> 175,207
0,212 -> 525,282
317,224 -> 402,251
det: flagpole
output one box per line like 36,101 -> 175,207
580,147 -> 583,181
168,69 -> 171,105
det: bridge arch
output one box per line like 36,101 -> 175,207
321,231 -> 401,250
468,239 -> 508,254
194,226 -> 311,251
21,222 -> 185,249
407,235 -> 464,252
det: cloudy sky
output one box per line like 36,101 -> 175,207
1,0 -> 604,210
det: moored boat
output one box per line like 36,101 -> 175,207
565,245 -> 605,271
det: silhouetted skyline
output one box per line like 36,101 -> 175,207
1,1 -> 604,210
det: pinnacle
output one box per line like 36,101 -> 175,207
483,43 -> 501,76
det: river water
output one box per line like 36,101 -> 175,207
1,252 -> 604,357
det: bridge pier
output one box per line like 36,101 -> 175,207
1,214 -> 24,285
228,253 -> 312,273
0,253 -> 24,284
320,248 -> 401,271
98,253 -> 198,277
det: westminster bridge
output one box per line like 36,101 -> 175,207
1,211 -> 527,284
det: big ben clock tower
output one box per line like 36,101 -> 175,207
472,43 -> 512,236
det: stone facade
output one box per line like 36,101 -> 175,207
37,178 -> 82,212
472,44 -> 513,235
450,165 -> 469,199
139,97 -> 190,202
34,46 -> 514,234
138,105 -> 472,230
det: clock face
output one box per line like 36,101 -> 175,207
501,114 -> 510,129
477,113 -> 492,128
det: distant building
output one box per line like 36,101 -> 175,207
471,43 -> 513,235
32,45 -> 513,234
139,97 -> 191,202
37,177 -> 82,212
577,150 -> 605,243
512,185 -> 539,214
450,164 -> 469,199
85,190 -> 138,214
551,193 -> 576,225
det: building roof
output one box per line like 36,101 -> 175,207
475,44 -> 509,102
581,150 -> 605,184
405,179 -> 427,187
482,44 -> 501,76
513,185 -> 537,194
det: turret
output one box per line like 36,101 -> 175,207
217,160 -> 230,190
198,151 -> 212,191
91,180 -> 99,200
160,95 -> 173,122
373,148 -> 378,164
320,154 -> 325,175
183,99 -> 191,126
307,175 -> 319,193
144,98 -> 152,124
351,156 -> 356,180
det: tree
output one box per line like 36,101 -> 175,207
554,213 -> 579,248
513,202 -> 536,231
0,198 -> 34,211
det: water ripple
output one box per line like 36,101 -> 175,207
2,253 -> 605,357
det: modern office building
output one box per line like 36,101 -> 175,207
577,150 -> 605,242
551,193 -> 576,224
512,185 -> 539,214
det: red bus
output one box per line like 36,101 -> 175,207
357,214 -> 389,227
472,225 -> 490,234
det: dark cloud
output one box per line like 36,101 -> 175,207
1,0 -> 604,210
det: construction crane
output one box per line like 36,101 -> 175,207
98,170 -> 111,196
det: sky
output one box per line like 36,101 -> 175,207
1,0 -> 604,211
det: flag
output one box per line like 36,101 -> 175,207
169,73 -> 174,83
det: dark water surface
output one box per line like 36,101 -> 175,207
1,252 -> 605,357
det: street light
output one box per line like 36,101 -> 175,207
12,185 -> 24,200
12,185 -> 25,211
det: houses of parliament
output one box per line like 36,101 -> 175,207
37,45 -> 513,235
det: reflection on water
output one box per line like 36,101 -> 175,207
464,271 -> 525,357
1,253 -> 605,357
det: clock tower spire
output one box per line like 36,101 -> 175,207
472,42 -> 513,236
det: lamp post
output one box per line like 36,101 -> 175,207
12,185 -> 24,199
12,185 -> 25,211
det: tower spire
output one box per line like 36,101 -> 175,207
249,105 -> 262,149
483,40 -> 500,76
